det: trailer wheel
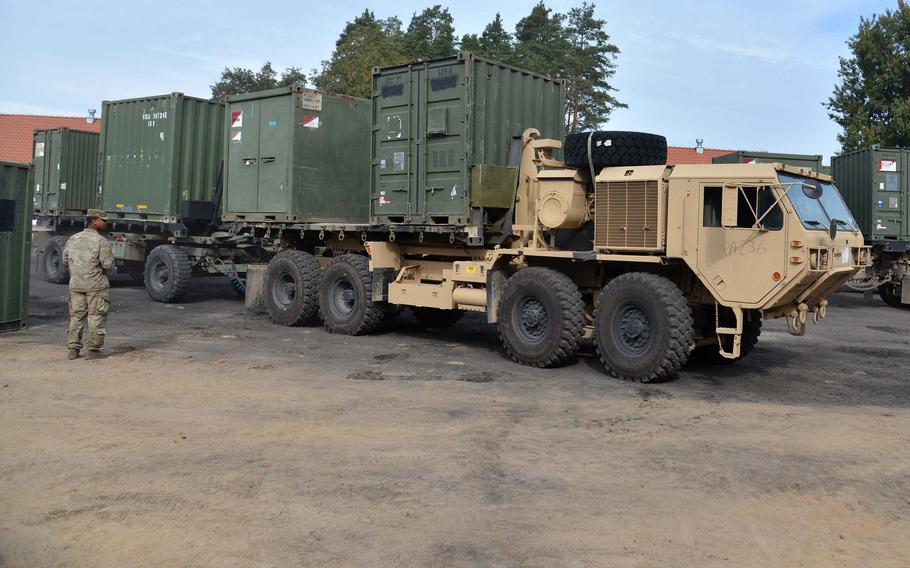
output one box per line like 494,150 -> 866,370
144,245 -> 193,303
412,307 -> 464,328
264,250 -> 321,326
498,267 -> 585,368
595,273 -> 694,382
319,254 -> 385,335
563,131 -> 667,169
878,282 -> 907,309
44,236 -> 70,284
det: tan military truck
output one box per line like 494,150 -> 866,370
290,129 -> 868,382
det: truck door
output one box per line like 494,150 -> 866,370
696,184 -> 789,304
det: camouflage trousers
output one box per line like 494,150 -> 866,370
67,289 -> 110,351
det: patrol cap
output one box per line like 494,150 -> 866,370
87,209 -> 108,221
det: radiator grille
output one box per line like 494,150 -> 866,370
594,179 -> 662,251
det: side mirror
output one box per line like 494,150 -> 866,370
829,219 -> 838,240
721,185 -> 738,228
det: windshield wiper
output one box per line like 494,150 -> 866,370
835,219 -> 850,227
804,220 -> 822,226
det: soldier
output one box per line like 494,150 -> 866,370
63,209 -> 114,360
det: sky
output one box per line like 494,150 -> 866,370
0,0 -> 897,162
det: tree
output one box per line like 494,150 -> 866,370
563,3 -> 625,132
211,63 -> 307,102
313,9 -> 407,99
479,14 -> 516,64
460,33 -> 482,53
514,3 -> 569,79
826,1 -> 910,151
403,5 -> 457,60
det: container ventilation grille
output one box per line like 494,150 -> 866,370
594,180 -> 661,251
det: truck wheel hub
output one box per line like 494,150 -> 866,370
616,306 -> 651,352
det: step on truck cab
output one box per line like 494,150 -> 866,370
305,129 -> 869,382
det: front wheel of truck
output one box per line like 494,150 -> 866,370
595,273 -> 694,383
878,282 -> 907,309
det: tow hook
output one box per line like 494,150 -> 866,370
812,299 -> 828,324
788,303 -> 809,336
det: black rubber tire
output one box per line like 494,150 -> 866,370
319,254 -> 385,335
264,250 -> 321,326
44,236 -> 70,284
412,307 -> 464,328
144,245 -> 193,303
564,131 -> 667,169
595,273 -> 694,382
696,308 -> 762,363
878,282 -> 907,309
498,267 -> 585,368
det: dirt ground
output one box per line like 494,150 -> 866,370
1,267 -> 909,567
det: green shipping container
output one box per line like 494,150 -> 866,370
371,52 -> 566,232
99,93 -> 224,224
832,147 -> 910,242
223,86 -> 371,224
33,128 -> 99,216
712,151 -> 824,171
0,162 -> 33,333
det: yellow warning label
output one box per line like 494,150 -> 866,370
466,265 -> 477,274
137,204 -> 148,210
116,203 -> 124,208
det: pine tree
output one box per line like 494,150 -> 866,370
402,5 -> 457,61
211,63 -> 308,102
479,14 -> 516,63
564,3 -> 625,132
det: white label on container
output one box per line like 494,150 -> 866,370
879,159 -> 897,172
880,182 -> 885,190
60,183 -> 66,190
231,110 -> 243,128
159,132 -> 165,141
34,142 -> 44,157
301,90 -> 323,111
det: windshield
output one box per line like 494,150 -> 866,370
779,173 -> 858,231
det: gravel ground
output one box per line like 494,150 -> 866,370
1,269 -> 908,567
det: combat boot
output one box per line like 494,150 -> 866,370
67,349 -> 80,360
84,350 -> 102,360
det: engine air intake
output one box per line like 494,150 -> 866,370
594,180 -> 663,252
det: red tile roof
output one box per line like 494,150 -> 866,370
0,114 -> 102,164
667,146 -> 737,165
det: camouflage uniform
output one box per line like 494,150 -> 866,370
63,227 -> 114,351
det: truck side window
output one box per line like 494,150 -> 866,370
703,187 -> 722,227
737,186 -> 782,230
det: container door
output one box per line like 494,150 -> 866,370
227,100 -> 260,213
257,96 -> 291,213
373,69 -> 415,221
871,150 -> 904,238
421,61 -> 466,223
33,133 -> 49,211
47,133 -> 63,210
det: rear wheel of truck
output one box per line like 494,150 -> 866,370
145,245 -> 193,303
498,267 -> 585,368
878,282 -> 907,309
264,250 -> 321,326
412,307 -> 464,328
595,273 -> 694,382
563,131 -> 667,169
319,254 -> 385,335
44,236 -> 70,284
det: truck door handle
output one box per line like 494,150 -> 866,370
262,157 -> 276,164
